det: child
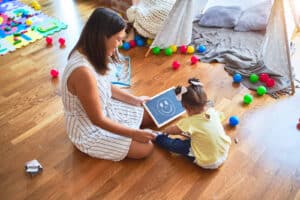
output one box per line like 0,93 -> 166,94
155,78 -> 231,169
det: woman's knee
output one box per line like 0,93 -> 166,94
127,141 -> 154,159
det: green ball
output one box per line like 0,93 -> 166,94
249,73 -> 259,83
152,47 -> 161,55
164,47 -> 173,56
243,94 -> 253,104
256,86 -> 267,96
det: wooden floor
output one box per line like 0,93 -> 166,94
1,1 -> 300,199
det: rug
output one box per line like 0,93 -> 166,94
0,0 -> 67,55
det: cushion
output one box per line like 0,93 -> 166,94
199,6 -> 242,28
234,0 -> 273,32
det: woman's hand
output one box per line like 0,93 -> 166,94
131,129 -> 156,143
132,96 -> 151,106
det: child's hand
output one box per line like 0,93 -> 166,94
164,125 -> 182,135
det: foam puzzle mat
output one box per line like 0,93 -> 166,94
0,0 -> 67,55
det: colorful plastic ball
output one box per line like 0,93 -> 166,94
249,73 -> 259,83
179,45 -> 187,54
172,61 -> 180,70
134,35 -> 142,41
229,116 -> 239,126
187,46 -> 195,54
256,86 -> 267,96
243,94 -> 253,104
50,68 -> 59,78
146,38 -> 153,46
129,40 -> 136,48
265,78 -> 275,87
259,73 -> 269,82
233,73 -> 242,83
136,39 -> 144,47
190,55 -> 198,64
197,45 -> 206,53
152,47 -> 161,55
58,37 -> 65,46
164,47 -> 173,56
45,36 -> 53,45
170,45 -> 177,53
25,19 -> 32,26
122,42 -> 130,50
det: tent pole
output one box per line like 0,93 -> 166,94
282,0 -> 295,95
145,48 -> 151,57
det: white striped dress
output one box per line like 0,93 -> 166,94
61,51 -> 144,161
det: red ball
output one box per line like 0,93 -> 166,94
58,37 -> 65,46
265,78 -> 275,87
297,123 -> 300,130
172,61 -> 180,70
190,55 -> 198,64
179,45 -> 187,54
50,68 -> 59,78
129,40 -> 136,48
46,36 -> 53,45
259,73 -> 269,82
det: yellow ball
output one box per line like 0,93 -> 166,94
187,46 -> 195,54
25,19 -> 32,26
34,4 -> 41,10
146,38 -> 153,46
170,45 -> 177,53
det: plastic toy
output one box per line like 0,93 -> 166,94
172,61 -> 180,70
256,86 -> 267,96
187,46 -> 195,54
164,47 -> 173,56
190,55 -> 198,64
249,73 -> 259,83
122,42 -> 130,50
170,45 -> 177,53
197,45 -> 206,53
297,123 -> 300,130
233,73 -> 242,83
136,39 -> 144,47
31,0 -> 41,10
152,46 -> 161,55
146,38 -> 153,46
179,45 -> 187,54
25,19 -> 32,26
134,35 -> 142,41
265,78 -> 275,87
129,40 -> 136,48
229,116 -> 239,126
50,68 -> 59,78
259,73 -> 269,82
243,94 -> 253,104
58,37 -> 65,46
45,36 -> 52,45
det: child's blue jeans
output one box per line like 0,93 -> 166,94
155,134 -> 195,161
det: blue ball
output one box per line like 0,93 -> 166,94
122,42 -> 130,50
136,39 -> 145,47
134,35 -> 142,41
233,73 -> 242,83
229,116 -> 239,126
197,45 -> 206,53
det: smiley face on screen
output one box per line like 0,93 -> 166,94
156,98 -> 176,116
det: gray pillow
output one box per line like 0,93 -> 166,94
199,6 -> 242,28
234,0 -> 273,32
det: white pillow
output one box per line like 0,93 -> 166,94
199,6 -> 242,28
234,0 -> 273,32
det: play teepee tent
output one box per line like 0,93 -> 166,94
142,0 -> 295,95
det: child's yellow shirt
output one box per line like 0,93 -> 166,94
176,108 -> 231,166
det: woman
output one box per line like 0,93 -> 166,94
61,8 -> 155,161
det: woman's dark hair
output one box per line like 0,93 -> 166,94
175,78 -> 207,109
68,8 -> 126,74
